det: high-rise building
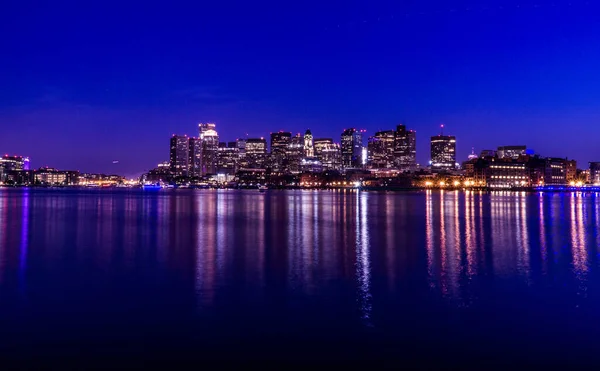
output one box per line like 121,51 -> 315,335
198,123 -> 219,175
0,155 -> 30,183
341,128 -> 363,169
217,142 -> 239,175
245,138 -> 267,169
188,138 -> 203,177
236,138 -> 247,168
367,130 -> 395,169
270,131 -> 292,172
314,138 -> 342,171
430,125 -> 456,172
394,125 -> 416,170
287,133 -> 304,173
170,135 -> 190,176
304,129 -> 314,158
497,145 -> 528,159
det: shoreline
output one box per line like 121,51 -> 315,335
1,185 -> 600,193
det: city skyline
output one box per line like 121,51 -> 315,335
2,1 -> 600,176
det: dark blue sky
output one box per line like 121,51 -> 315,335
1,0 -> 599,176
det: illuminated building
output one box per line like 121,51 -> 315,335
270,131 -> 292,172
0,155 -> 30,182
286,134 -> 304,173
304,129 -> 314,157
475,160 -> 529,188
430,125 -> 456,172
341,128 -> 363,169
497,145 -> 528,159
244,138 -> 267,169
300,157 -> 323,173
367,130 -> 395,169
34,167 -> 79,186
217,142 -> 239,175
589,162 -> 600,185
169,135 -> 190,176
188,138 -> 203,177
565,159 -> 577,182
394,125 -> 416,170
198,123 -> 219,175
314,138 -> 342,171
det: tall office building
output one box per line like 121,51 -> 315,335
245,138 -> 268,169
287,133 -> 304,173
394,124 -> 416,170
270,131 -> 292,172
341,128 -> 363,169
170,135 -> 190,176
314,138 -> 342,171
198,123 -> 219,175
188,138 -> 203,177
367,130 -> 395,169
304,129 -> 314,158
430,125 -> 456,172
217,142 -> 239,175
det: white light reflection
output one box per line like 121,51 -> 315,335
539,194 -> 547,274
516,193 -> 530,282
0,191 -> 5,284
425,190 -> 435,288
356,192 -> 372,326
19,190 -> 30,295
570,194 -> 588,295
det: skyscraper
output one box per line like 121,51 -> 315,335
198,123 -> 219,175
314,138 -> 342,171
270,131 -> 292,172
367,130 -> 395,169
245,138 -> 268,169
287,133 -> 304,173
341,128 -> 363,169
304,129 -> 314,158
430,125 -> 456,172
217,142 -> 239,175
170,135 -> 190,176
394,124 -> 416,170
188,137 -> 203,177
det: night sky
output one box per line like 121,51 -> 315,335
1,0 -> 599,176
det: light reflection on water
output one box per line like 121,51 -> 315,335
0,188 -> 599,361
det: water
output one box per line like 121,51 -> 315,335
0,188 -> 599,366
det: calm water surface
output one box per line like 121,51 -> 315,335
1,188 -> 599,365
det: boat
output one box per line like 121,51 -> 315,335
258,185 -> 268,192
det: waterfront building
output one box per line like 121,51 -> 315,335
393,125 -> 416,170
430,125 -> 456,172
217,142 -> 239,175
188,138 -> 203,177
565,160 -> 577,182
314,138 -> 342,171
169,135 -> 190,176
244,138 -> 267,169
341,128 -> 363,169
590,162 -> 600,185
34,167 -> 80,186
367,130 -> 395,169
270,131 -> 292,172
198,123 -> 219,175
286,134 -> 304,173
